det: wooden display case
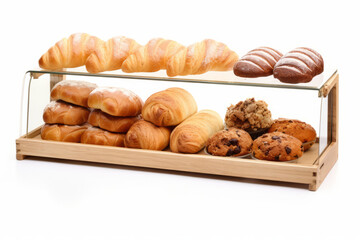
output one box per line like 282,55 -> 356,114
16,68 -> 339,191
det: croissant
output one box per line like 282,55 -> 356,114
121,38 -> 185,73
85,36 -> 141,73
142,87 -> 197,126
124,120 -> 171,150
39,33 -> 104,70
166,39 -> 239,77
170,110 -> 224,153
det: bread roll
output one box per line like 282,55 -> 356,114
81,127 -> 125,146
41,124 -> 88,142
88,109 -> 140,133
88,87 -> 143,117
233,47 -> 283,78
273,47 -> 324,83
43,101 -> 90,125
142,87 -> 197,126
124,120 -> 171,150
170,110 -> 224,153
50,80 -> 97,107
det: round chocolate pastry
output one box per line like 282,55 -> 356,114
206,128 -> 253,157
252,132 -> 303,161
268,118 -> 316,151
225,98 -> 273,139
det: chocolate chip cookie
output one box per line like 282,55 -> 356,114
268,118 -> 316,151
206,128 -> 253,157
252,132 -> 303,161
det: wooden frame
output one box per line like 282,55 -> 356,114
16,72 -> 339,191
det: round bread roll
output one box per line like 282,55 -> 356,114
81,127 -> 125,146
268,118 -> 317,151
50,80 -> 97,107
88,109 -> 140,133
124,120 -> 171,150
142,87 -> 198,126
41,124 -> 89,142
43,101 -> 90,125
88,87 -> 143,117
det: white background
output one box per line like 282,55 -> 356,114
0,0 -> 358,239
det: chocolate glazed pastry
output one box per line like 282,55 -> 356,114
233,47 -> 283,78
273,47 -> 324,83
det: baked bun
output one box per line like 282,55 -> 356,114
124,120 -> 171,150
268,118 -> 317,151
170,110 -> 224,153
233,47 -> 283,78
50,80 -> 97,107
81,127 -> 125,146
142,87 -> 197,126
252,132 -> 303,161
88,87 -> 143,117
43,101 -> 90,125
273,47 -> 324,83
41,124 -> 88,142
87,109 -> 140,133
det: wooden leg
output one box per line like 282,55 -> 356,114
16,154 -> 25,160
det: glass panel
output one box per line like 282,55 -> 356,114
319,95 -> 329,155
25,71 -> 326,162
28,65 -> 337,91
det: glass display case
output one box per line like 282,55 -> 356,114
16,66 -> 339,191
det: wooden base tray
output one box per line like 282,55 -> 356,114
16,127 -> 338,191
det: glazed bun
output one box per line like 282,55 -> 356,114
43,101 -> 90,125
81,127 -> 125,146
50,80 -> 97,107
41,124 -> 89,142
87,109 -> 140,133
88,87 -> 143,117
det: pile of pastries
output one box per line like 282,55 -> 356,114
41,80 -> 317,162
206,98 -> 317,161
41,80 -> 223,153
39,33 -> 324,84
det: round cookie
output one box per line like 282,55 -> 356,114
50,80 -> 98,107
268,118 -> 316,151
252,132 -> 303,161
206,128 -> 253,157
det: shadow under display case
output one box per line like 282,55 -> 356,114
16,66 -> 339,191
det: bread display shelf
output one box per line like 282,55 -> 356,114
16,69 -> 339,191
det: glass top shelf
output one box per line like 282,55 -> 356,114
27,64 -> 337,92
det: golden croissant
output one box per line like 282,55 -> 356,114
39,33 -> 104,70
85,36 -> 141,73
166,39 -> 239,77
121,38 -> 185,73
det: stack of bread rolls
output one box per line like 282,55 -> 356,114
41,81 -> 224,154
41,80 -> 97,142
